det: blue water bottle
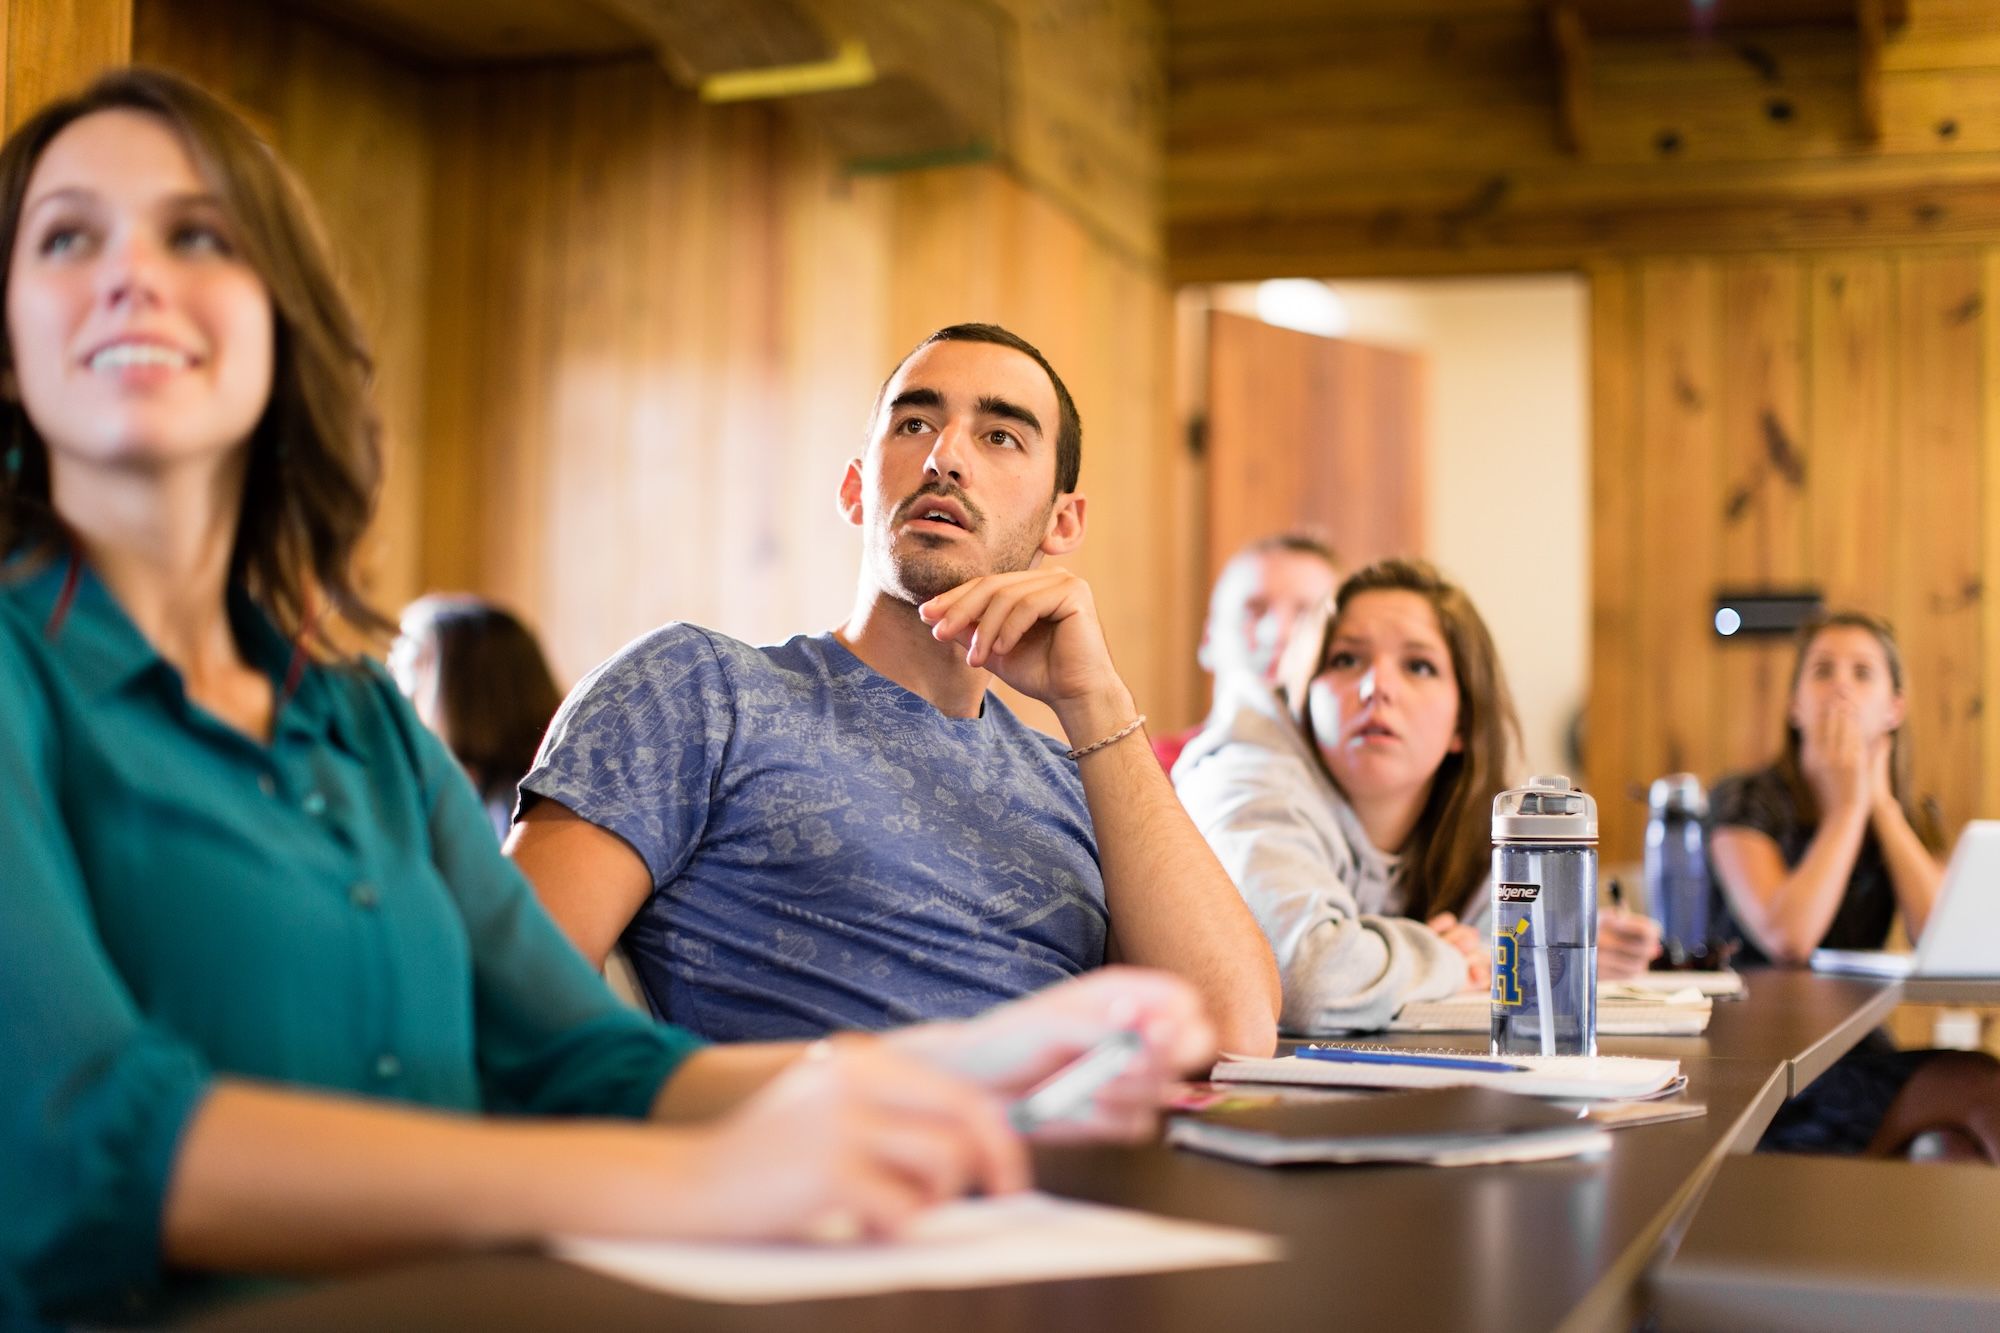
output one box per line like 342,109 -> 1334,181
1645,774 -> 1713,967
1491,775 -> 1599,1058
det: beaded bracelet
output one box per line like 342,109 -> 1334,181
1066,713 -> 1147,761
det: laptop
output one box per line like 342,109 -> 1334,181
1811,820 -> 2000,979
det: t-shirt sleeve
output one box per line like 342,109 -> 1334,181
371,670 -> 704,1118
518,624 -> 735,886
1709,768 -> 1795,845
0,635 -> 211,1316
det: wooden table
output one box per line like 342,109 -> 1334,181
1651,1153 -> 2000,1332
1898,976 -> 2000,1007
181,972 -> 1901,1333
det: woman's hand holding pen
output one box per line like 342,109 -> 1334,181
668,1037 -> 1028,1244
1597,908 -> 1662,980
889,966 -> 1217,1143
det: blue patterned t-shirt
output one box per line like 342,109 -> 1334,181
520,626 -> 1108,1040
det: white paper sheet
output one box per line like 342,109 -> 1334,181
553,1191 -> 1282,1304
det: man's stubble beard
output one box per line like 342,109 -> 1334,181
877,506 -> 1053,606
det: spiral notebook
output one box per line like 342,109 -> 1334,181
1167,1085 -> 1613,1167
1212,1047 -> 1684,1101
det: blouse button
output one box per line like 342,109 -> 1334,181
302,791 -> 328,817
257,773 -> 278,797
349,882 -> 380,910
374,1053 -> 402,1081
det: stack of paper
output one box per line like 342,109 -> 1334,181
1213,1047 -> 1684,1101
1390,984 -> 1714,1036
554,1193 -> 1281,1303
1616,970 -> 1745,998
1167,1085 -> 1612,1167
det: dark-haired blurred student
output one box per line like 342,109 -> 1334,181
391,594 -> 562,839
1711,612 -> 1998,1160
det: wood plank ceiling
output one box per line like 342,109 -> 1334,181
272,0 -> 1155,261
1165,0 -> 2000,279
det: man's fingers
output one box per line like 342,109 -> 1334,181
982,600 -> 1049,662
928,583 -> 1001,644
917,580 -> 976,625
967,590 -> 1038,666
924,573 -> 1064,647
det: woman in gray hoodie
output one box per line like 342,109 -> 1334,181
1175,559 -> 1658,1034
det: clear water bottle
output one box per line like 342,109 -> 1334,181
1645,774 -> 1713,967
1491,775 -> 1598,1058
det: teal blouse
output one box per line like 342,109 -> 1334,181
0,559 -> 703,1319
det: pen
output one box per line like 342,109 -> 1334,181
1008,1029 -> 1145,1134
1298,1045 -> 1530,1073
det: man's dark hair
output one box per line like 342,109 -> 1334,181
876,323 -> 1083,495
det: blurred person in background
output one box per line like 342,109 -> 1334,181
391,594 -> 562,840
1154,531 -> 1341,773
1709,613 -> 1999,1162
1710,610 -> 1943,966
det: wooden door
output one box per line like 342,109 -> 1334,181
1204,310 -> 1425,589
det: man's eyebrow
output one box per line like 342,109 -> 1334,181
976,395 -> 1043,439
888,387 -> 944,413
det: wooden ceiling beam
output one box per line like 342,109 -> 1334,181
1550,3 -> 1590,155
586,0 -> 833,82
1169,174 -> 2000,281
1567,0 -> 1908,36
1857,0 -> 1886,142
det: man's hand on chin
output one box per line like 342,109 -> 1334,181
917,570 -> 1136,742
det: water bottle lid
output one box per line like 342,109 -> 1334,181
1648,773 -> 1708,817
1493,774 -> 1599,843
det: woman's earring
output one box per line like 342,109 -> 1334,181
3,442 -> 19,482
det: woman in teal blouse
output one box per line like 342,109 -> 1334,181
0,70 -> 1212,1323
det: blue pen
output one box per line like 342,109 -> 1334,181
1298,1045 -> 1529,1074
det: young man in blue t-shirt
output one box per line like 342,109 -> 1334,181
509,324 -> 1279,1055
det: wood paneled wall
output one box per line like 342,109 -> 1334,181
3,0 -> 130,131
423,60 -> 1191,726
123,0 -> 1196,727
134,0 -> 435,615
1589,248 -> 1998,861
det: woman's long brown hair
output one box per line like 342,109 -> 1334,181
1775,610 -> 1943,851
0,66 -> 387,643
1280,558 -> 1523,920
401,595 -> 563,806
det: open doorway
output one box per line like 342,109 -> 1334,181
1181,274 -> 1589,780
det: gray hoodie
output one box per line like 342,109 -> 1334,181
1173,676 -> 1481,1034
